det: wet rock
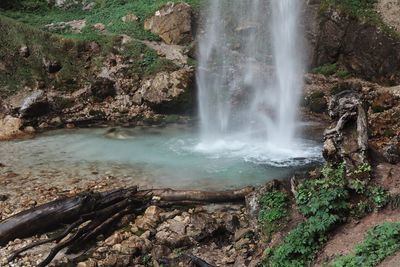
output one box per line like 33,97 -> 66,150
49,116 -> 63,126
23,126 -> 35,134
305,91 -> 327,113
144,2 -> 192,45
19,90 -> 51,118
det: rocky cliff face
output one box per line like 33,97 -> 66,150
311,2 -> 400,85
0,2 -> 197,139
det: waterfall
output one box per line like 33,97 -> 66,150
196,0 -> 307,164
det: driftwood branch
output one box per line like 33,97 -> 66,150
0,186 -> 253,266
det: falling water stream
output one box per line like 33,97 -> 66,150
196,0 -> 315,165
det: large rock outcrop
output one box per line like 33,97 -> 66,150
0,116 -> 24,141
137,67 -> 194,113
313,10 -> 400,84
144,3 -> 193,45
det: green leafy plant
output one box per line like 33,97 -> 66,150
367,186 -> 389,210
259,191 -> 289,239
263,163 -> 349,267
331,222 -> 400,267
312,63 -> 338,76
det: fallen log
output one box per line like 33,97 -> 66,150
0,186 -> 254,266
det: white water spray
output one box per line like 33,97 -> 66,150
196,0 -> 312,165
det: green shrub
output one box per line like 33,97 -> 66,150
367,186 -> 389,210
312,63 -> 338,76
263,163 -> 349,266
331,222 -> 400,267
259,191 -> 289,239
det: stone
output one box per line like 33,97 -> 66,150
105,232 -> 124,246
314,9 -> 400,83
323,138 -> 337,159
144,3 -> 192,45
122,14 -> 138,22
144,206 -> 162,221
143,41 -> 188,65
66,123 -> 75,129
50,116 -> 62,126
19,90 -> 51,118
91,78 -> 116,101
221,213 -> 241,233
19,45 -> 30,58
139,68 -> 193,112
23,126 -> 35,134
93,23 -> 106,32
82,2 -> 95,11
39,122 -> 49,129
160,209 -> 181,220
234,228 -> 252,242
151,245 -> 172,260
45,19 -> 87,33
383,143 -> 400,164
0,116 -> 24,141
305,91 -> 327,113
42,58 -> 62,73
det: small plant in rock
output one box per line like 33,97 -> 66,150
348,178 -> 368,194
349,163 -> 372,182
367,186 -> 389,210
312,63 -> 338,76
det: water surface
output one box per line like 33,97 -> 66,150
0,124 -> 322,190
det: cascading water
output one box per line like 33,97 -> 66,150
196,0 -> 318,165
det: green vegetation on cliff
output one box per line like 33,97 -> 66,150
331,222 -> 400,267
0,0 -> 199,97
1,0 -> 200,41
321,0 -> 399,38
